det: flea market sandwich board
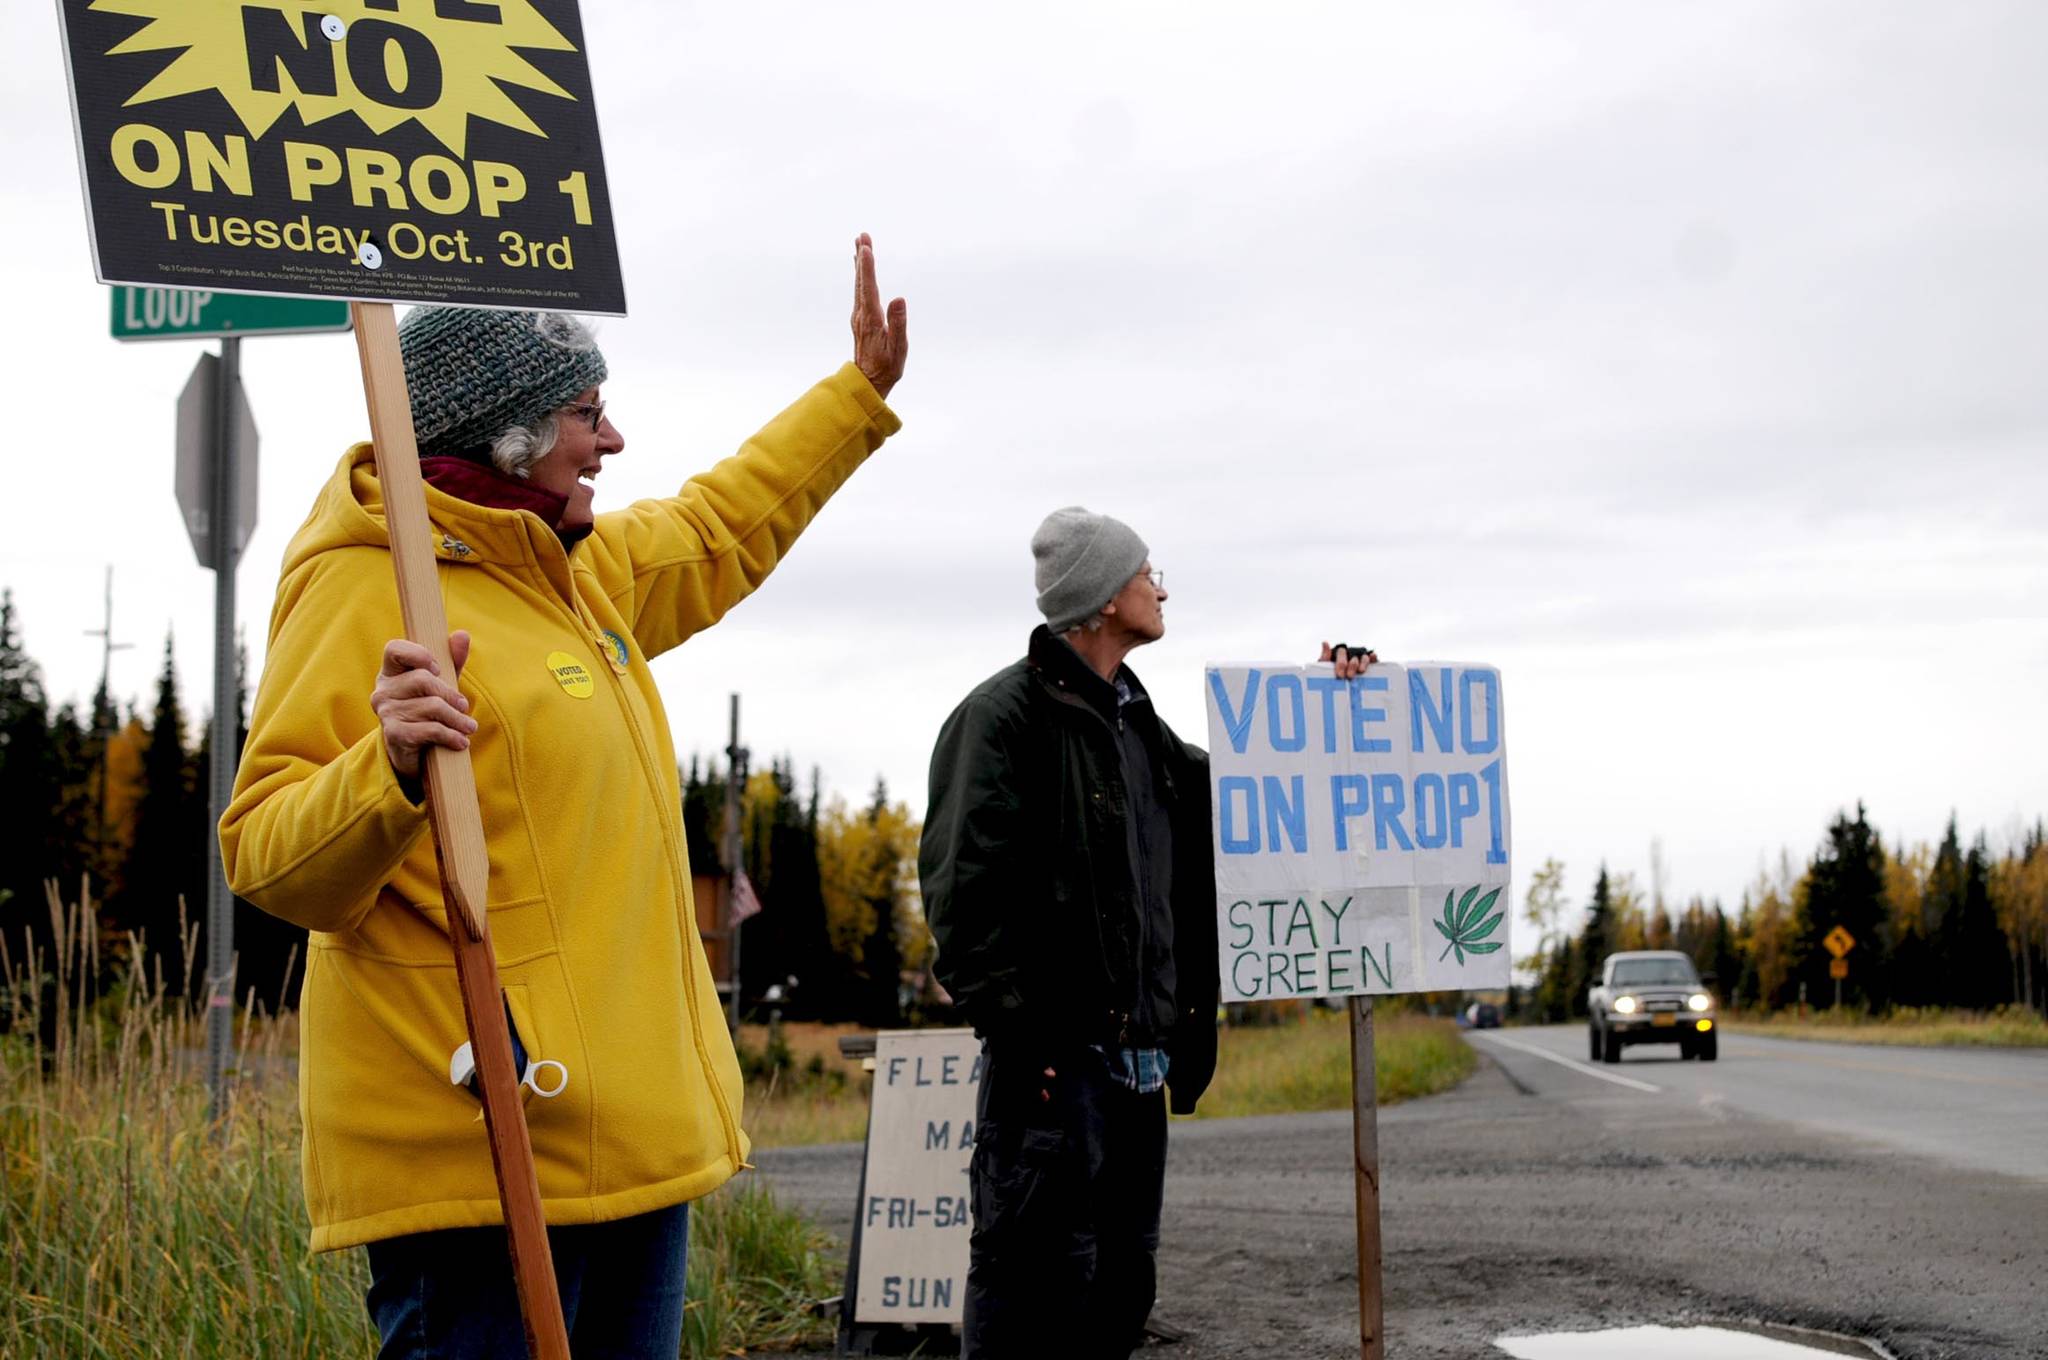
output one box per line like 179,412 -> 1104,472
57,4 -> 628,1356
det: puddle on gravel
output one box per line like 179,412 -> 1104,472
1495,1322 -> 1890,1359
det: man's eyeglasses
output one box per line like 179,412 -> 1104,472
1141,568 -> 1165,591
565,400 -> 606,432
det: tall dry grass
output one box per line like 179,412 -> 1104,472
0,884 -> 848,1358
1723,1004 -> 2048,1048
735,1020 -> 874,1148
1,883 -> 369,1359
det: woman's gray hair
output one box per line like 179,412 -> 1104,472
488,414 -> 560,477
483,313 -> 599,476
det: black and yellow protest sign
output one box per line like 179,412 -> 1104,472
58,0 -> 624,314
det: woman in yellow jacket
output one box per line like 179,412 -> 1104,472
220,236 -> 907,1357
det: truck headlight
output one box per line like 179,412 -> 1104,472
1687,993 -> 1712,1012
1613,996 -> 1638,1014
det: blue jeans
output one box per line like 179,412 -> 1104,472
364,1203 -> 689,1359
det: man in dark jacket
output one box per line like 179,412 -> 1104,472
921,508 -> 1372,1359
920,505 -> 1198,1360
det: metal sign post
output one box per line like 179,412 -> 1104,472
169,339 -> 261,1128
1824,926 -> 1857,1010
202,336 -> 243,1126
1349,997 -> 1386,1360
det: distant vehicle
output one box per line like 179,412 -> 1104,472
1588,951 -> 1718,1063
1462,1002 -> 1502,1029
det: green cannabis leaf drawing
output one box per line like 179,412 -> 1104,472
1434,886 -> 1505,965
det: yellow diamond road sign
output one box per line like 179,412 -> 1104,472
1824,925 -> 1856,958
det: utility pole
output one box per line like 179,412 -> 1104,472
723,693 -> 748,1033
81,565 -> 133,879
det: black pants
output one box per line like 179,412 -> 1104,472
963,1040 -> 1168,1360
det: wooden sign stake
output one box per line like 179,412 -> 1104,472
1349,996 -> 1385,1359
350,301 -> 572,1360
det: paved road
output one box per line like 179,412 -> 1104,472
754,1030 -> 2048,1358
1469,1025 -> 2048,1182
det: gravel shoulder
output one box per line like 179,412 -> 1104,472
751,1042 -> 2048,1358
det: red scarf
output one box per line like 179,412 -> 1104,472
419,456 -> 568,526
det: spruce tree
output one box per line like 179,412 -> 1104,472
0,590 -> 59,1005
1801,805 -> 1890,1008
796,765 -> 856,1020
45,702 -> 97,901
860,777 -> 904,1028
1572,865 -> 1616,1015
1918,818 -> 1968,1007
1947,837 -> 2010,1010
1708,907 -> 1740,997
119,635 -> 203,994
1534,934 -> 1577,1022
213,636 -> 303,1010
86,677 -> 122,896
746,757 -> 830,1015
681,755 -> 726,872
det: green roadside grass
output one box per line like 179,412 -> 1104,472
1189,1010 -> 1478,1119
736,1010 -> 1482,1145
1720,1004 -> 2048,1048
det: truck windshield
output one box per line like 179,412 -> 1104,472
1612,959 -> 1699,986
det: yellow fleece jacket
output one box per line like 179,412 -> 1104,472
221,364 -> 897,1252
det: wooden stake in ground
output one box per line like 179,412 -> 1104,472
350,301 -> 572,1360
1349,996 -> 1385,1360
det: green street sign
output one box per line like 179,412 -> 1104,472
110,287 -> 351,342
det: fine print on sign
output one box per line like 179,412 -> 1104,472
1205,662 -> 1513,1002
58,0 -> 624,314
850,1029 -> 981,1325
112,285 -> 351,340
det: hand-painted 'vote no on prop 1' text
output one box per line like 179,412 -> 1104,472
1205,663 -> 1513,1001
57,0 -> 623,314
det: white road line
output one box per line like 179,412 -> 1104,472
1472,1031 -> 1664,1094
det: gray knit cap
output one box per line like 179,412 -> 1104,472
1032,506 -> 1148,632
397,307 -> 608,459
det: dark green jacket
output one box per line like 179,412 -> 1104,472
920,626 -> 1219,1114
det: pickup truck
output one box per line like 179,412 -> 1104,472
1588,950 -> 1718,1063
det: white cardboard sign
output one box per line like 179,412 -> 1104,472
1204,662 -> 1513,1001
850,1028 -> 981,1323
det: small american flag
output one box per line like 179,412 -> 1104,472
730,869 -> 763,924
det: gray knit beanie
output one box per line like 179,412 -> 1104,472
397,307 -> 608,459
1032,506 -> 1149,632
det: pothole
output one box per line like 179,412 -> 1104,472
1495,1321 -> 1892,1359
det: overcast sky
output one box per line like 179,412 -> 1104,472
5,2 -> 2044,929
